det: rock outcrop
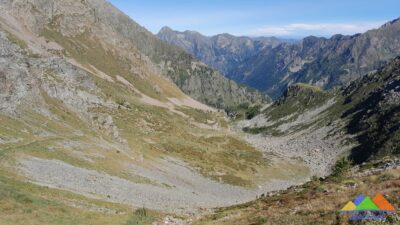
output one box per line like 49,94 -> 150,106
159,19 -> 400,99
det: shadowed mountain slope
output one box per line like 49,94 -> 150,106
159,19 -> 400,99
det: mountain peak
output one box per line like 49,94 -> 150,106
158,26 -> 175,34
157,28 -> 284,80
381,17 -> 400,28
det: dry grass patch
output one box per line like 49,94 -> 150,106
194,167 -> 400,225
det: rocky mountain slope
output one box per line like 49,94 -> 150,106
157,27 -> 282,78
193,158 -> 400,225
192,56 -> 400,225
341,56 -> 400,163
0,0 -> 304,223
237,56 -> 400,175
82,1 -> 270,108
159,19 -> 400,99
8,0 -> 267,109
0,1 -> 398,224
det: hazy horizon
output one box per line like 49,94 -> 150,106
109,0 -> 399,38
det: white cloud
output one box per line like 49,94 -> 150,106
252,22 -> 384,37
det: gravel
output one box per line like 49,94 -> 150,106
242,121 -> 353,177
18,156 -> 307,213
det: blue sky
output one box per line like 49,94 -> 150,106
109,0 -> 400,38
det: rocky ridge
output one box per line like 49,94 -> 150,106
157,27 -> 282,78
159,19 -> 400,99
0,0 -> 305,217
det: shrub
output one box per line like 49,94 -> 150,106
332,157 -> 352,178
125,207 -> 152,225
245,105 -> 261,120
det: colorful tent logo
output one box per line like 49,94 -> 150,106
340,193 -> 396,221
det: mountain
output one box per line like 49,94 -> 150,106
88,9 -> 271,108
240,56 -> 400,167
11,0 -> 268,109
0,0 -> 301,223
193,157 -> 400,225
341,56 -> 400,163
192,56 -> 400,225
157,27 -> 282,80
158,19 -> 400,99
1,0 -> 398,224
238,19 -> 400,99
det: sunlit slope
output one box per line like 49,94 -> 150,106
0,0 -> 307,221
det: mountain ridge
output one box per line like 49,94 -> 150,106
13,0 -> 268,108
0,1 -> 398,224
240,56 -> 400,165
158,18 -> 400,99
157,27 -> 282,81
0,0 -> 299,219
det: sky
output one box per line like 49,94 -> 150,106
109,0 -> 400,38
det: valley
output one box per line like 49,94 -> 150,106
158,19 -> 400,99
0,0 -> 399,225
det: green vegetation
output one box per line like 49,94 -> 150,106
41,28 -> 173,102
242,83 -> 335,136
331,157 -> 352,179
192,58 -> 400,223
193,161 -> 400,225
225,103 -> 262,121
0,170 -> 147,225
125,208 -> 154,225
268,83 -> 332,121
110,104 -> 274,187
340,58 -> 400,163
245,105 -> 261,120
242,57 -> 400,167
6,32 -> 28,49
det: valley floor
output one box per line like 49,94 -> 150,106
16,155 -> 308,213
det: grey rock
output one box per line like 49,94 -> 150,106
159,19 -> 400,100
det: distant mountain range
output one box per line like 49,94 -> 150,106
157,27 -> 283,77
0,0 -> 275,217
158,18 -> 400,99
0,0 -> 399,222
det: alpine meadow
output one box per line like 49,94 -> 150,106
0,1 -> 398,225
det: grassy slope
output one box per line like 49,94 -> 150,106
194,159 -> 400,225
0,17 -> 306,225
0,104 -> 157,224
0,171 -> 155,225
244,59 -> 400,157
243,83 -> 336,136
36,26 -> 305,187
197,59 -> 400,225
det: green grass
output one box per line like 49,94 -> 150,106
0,21 -> 313,225
36,25 -> 294,187
6,32 -> 28,50
125,208 -> 154,225
0,170 -> 148,225
224,103 -> 262,121
331,157 -> 352,179
291,83 -> 323,91
41,28 -> 171,102
175,107 -> 215,123
193,165 -> 400,225
267,84 -> 332,121
241,83 -> 335,136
